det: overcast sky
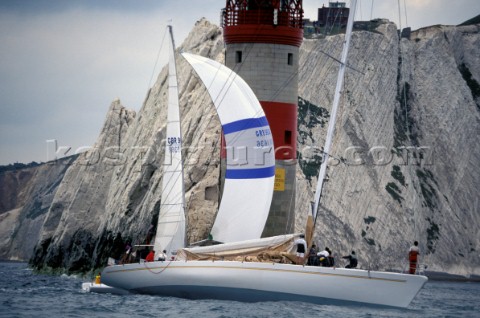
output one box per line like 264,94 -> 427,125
1,0 -> 478,165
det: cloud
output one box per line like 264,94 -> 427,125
1,0 -> 478,164
0,2 -> 220,164
0,0 -> 170,14
407,0 -> 435,9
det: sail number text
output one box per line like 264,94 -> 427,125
255,128 -> 272,147
168,137 -> 182,153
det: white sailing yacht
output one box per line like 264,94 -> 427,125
102,9 -> 427,307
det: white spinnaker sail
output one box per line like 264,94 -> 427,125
153,26 -> 186,256
182,53 -> 275,243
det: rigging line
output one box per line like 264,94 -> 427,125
342,36 -> 379,105
284,182 -> 296,234
313,0 -> 357,225
327,4 -> 343,36
403,69 -> 409,136
199,23 -> 268,115
329,39 -> 392,165
154,150 -> 191,222
206,61 -> 289,150
204,47 -> 328,206
397,0 -> 402,31
370,0 -> 374,21
323,5 -> 331,36
358,0 -> 363,21
342,17 -> 395,114
303,37 -> 349,103
182,54 -> 260,150
154,179 -> 185,251
263,39 -> 320,106
139,35 -> 199,217
403,0 -> 408,27
181,25 -> 271,150
147,26 -> 169,95
335,40 -> 406,258
316,68 -> 348,210
155,57 -> 227,205
268,32 -> 347,121
317,50 -> 365,75
307,43 -> 340,102
226,13 -> 351,146
315,16 -> 402,233
353,65 -> 376,227
266,38 -> 353,178
268,33 -> 346,107
395,0 -> 409,138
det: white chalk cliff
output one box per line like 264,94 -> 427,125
1,19 -> 478,277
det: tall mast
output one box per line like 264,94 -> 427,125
153,25 -> 186,256
312,0 -> 357,223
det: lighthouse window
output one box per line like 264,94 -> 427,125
287,53 -> 293,65
285,130 -> 292,144
236,51 -> 242,63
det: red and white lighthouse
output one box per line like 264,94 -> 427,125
222,0 -> 303,236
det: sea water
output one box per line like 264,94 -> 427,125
0,262 -> 479,318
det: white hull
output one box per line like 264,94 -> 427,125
81,282 -> 130,295
102,261 -> 427,307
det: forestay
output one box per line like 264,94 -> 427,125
182,53 -> 275,243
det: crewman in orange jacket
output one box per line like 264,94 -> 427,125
146,250 -> 155,262
408,241 -> 420,274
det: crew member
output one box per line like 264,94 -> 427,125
342,251 -> 358,268
95,273 -> 101,284
408,241 -> 420,274
294,234 -> 307,265
146,249 -> 155,262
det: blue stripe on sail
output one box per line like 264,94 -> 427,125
225,166 -> 275,179
223,117 -> 269,135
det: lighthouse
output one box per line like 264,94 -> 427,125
222,0 -> 303,236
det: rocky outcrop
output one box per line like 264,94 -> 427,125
1,19 -> 478,277
0,156 -> 77,260
30,100 -> 135,272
